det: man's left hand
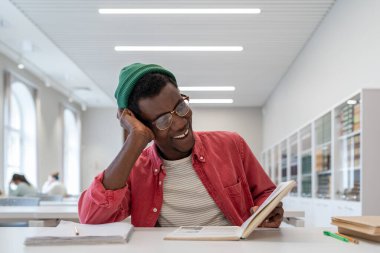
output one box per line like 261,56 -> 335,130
251,202 -> 284,228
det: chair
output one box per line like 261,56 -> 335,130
0,197 -> 40,227
0,197 -> 40,206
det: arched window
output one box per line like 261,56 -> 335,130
63,108 -> 81,195
4,79 -> 37,192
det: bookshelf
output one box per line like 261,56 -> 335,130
314,112 -> 332,199
289,133 -> 298,196
280,140 -> 288,183
273,145 -> 280,185
300,125 -> 312,198
262,89 -> 380,227
334,93 -> 361,202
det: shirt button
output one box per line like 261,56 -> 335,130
159,181 -> 162,185
200,156 -> 204,160
153,208 -> 157,213
154,169 -> 158,173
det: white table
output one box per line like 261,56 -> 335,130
0,206 -> 79,226
0,227 -> 377,253
0,206 -> 79,220
39,201 -> 78,206
0,206 -> 302,220
0,206 -> 304,226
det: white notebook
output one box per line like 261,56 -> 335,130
24,220 -> 134,246
164,180 -> 296,241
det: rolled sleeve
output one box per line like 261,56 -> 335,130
78,172 -> 131,224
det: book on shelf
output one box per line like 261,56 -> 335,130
24,220 -> 134,246
164,180 -> 296,241
331,216 -> 380,242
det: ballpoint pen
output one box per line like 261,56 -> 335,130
74,225 -> 79,236
323,231 -> 349,243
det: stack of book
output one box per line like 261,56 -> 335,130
331,216 -> 380,242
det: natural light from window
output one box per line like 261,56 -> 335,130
63,108 -> 81,195
4,81 -> 37,192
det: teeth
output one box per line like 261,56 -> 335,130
173,129 -> 189,139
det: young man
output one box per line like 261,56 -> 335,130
78,63 -> 283,227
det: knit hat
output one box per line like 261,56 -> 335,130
114,63 -> 177,108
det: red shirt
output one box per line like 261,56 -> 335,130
78,131 -> 275,227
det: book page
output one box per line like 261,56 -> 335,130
35,220 -> 133,237
240,181 -> 294,231
165,226 -> 241,241
25,220 -> 134,246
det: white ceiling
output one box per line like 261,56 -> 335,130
0,0 -> 336,108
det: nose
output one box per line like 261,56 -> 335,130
170,113 -> 188,131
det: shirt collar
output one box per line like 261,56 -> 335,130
149,131 -> 207,174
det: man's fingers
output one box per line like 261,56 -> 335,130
261,219 -> 282,228
250,206 -> 259,214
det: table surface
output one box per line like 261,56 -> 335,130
0,227 -> 377,253
39,201 -> 78,206
0,205 -> 304,220
0,206 -> 79,219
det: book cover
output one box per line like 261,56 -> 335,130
331,216 -> 380,235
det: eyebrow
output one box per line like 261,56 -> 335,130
152,97 -> 183,122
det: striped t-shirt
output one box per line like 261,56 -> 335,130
158,155 -> 231,227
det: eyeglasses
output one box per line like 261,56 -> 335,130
152,94 -> 190,131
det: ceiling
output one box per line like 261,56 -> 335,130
0,0 -> 336,108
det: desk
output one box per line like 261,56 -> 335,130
39,201 -> 77,206
0,227 -> 377,253
0,207 -> 304,227
0,206 -> 302,221
0,206 -> 78,220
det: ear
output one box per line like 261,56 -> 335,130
117,109 -> 124,120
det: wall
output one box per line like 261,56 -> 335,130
0,52 -> 80,192
192,107 -> 262,156
80,106 -> 262,190
263,0 -> 380,148
80,108 -> 123,190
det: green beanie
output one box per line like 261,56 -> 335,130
114,63 -> 176,108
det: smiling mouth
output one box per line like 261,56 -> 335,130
173,128 -> 189,139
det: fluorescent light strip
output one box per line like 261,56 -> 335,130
115,46 -> 243,52
99,9 -> 261,14
179,86 -> 236,91
189,99 -> 233,104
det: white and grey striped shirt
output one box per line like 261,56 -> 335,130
158,155 -> 231,227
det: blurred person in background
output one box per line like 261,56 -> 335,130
9,174 -> 37,197
42,172 -> 67,196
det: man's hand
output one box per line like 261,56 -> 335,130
117,109 -> 155,143
251,202 -> 284,228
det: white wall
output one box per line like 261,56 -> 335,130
263,0 -> 380,148
80,108 -> 123,190
80,107 -> 262,190
0,52 -> 80,192
192,107 -> 262,157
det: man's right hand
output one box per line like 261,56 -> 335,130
102,109 -> 155,190
117,109 -> 155,143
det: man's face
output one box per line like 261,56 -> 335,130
138,83 -> 195,160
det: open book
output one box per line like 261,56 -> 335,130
24,220 -> 134,246
164,180 -> 296,241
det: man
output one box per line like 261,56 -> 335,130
78,63 -> 283,227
